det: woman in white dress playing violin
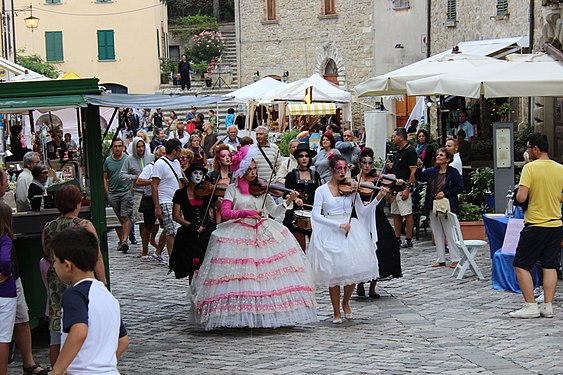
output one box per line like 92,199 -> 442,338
308,154 -> 389,324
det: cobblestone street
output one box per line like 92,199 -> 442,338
12,228 -> 563,374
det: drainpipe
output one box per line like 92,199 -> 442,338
528,0 -> 534,128
529,0 -> 534,52
426,0 -> 431,57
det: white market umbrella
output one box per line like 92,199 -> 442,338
406,57 -> 563,99
354,54 -> 504,97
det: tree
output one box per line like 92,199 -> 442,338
16,51 -> 60,79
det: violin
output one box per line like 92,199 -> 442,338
338,178 -> 381,196
367,168 -> 413,190
248,177 -> 303,198
194,180 -> 228,199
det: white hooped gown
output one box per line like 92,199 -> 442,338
191,184 -> 318,330
308,184 -> 380,288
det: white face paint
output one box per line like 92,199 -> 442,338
190,170 -> 204,184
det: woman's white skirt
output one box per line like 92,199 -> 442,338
308,214 -> 379,288
191,217 -> 318,331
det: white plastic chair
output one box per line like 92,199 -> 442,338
447,211 -> 486,280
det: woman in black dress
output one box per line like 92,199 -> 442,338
283,143 -> 321,251
355,148 -> 402,298
178,54 -> 191,91
170,163 -> 216,281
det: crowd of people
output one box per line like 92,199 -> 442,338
0,105 -> 560,372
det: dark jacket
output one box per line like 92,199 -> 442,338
415,166 -> 463,215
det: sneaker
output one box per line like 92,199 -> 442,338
535,291 -> 545,303
400,240 -> 413,249
120,242 -> 129,254
140,255 -> 151,262
116,241 -> 123,252
151,253 -> 164,263
539,302 -> 554,318
129,235 -> 138,245
508,302 -> 540,318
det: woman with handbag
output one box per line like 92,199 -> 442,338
415,147 -> 463,267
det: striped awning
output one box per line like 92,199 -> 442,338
287,103 -> 336,115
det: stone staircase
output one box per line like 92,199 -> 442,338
157,23 -> 239,134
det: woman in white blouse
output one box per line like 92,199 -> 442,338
308,154 -> 388,324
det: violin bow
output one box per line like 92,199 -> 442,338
260,149 -> 280,213
370,161 -> 387,202
200,175 -> 221,227
346,169 -> 363,237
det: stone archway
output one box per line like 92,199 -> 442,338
314,42 -> 346,87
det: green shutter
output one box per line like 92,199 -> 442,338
45,0 -> 61,3
447,0 -> 456,21
97,30 -> 115,60
45,31 -> 63,62
496,0 -> 508,15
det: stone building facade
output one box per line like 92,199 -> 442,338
235,0 -> 373,90
430,0 -> 545,54
234,0 -> 427,126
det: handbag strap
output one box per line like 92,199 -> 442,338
258,144 -> 276,176
160,157 -> 181,186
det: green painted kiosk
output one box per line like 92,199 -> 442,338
0,78 -> 108,328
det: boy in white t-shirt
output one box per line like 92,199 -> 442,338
49,226 -> 128,375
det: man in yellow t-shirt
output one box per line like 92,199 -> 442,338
509,133 -> 563,319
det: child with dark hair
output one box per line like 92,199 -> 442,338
49,226 -> 128,375
225,107 -> 235,129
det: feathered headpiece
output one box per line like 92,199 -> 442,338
230,145 -> 256,180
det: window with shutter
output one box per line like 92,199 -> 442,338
447,0 -> 456,21
324,0 -> 336,14
97,30 -> 115,61
45,31 -> 63,62
393,0 -> 410,9
45,0 -> 61,4
266,0 -> 276,20
496,0 -> 508,15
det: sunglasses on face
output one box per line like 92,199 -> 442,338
297,154 -> 309,158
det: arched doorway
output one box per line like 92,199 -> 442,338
323,59 -> 338,85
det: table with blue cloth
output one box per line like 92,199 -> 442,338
483,211 -> 537,293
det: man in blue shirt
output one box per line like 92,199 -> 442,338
458,110 -> 474,142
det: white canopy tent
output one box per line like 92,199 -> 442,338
225,77 -> 286,103
0,56 -> 48,81
257,73 -> 353,128
406,53 -> 563,99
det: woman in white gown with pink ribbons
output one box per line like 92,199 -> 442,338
308,154 -> 388,324
191,145 -> 318,330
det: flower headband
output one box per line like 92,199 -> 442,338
230,145 -> 256,180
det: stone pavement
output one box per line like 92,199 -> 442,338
11,227 -> 563,375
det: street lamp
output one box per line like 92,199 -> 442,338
252,71 -> 260,82
23,5 -> 40,30
282,70 -> 289,83
1,4 -> 40,62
